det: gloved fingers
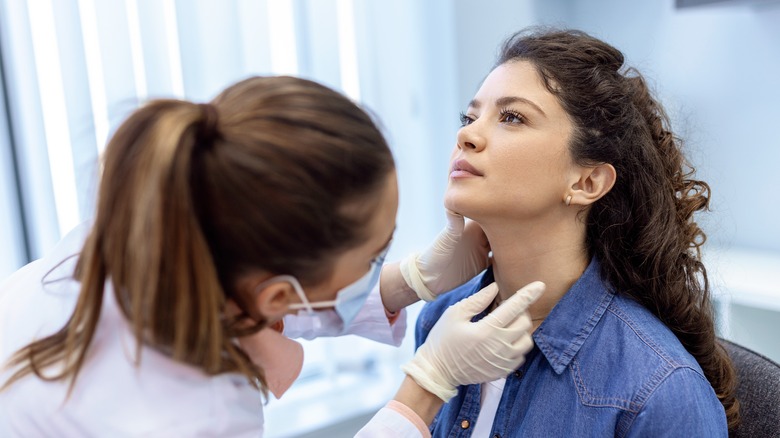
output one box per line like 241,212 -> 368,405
511,333 -> 535,356
443,209 -> 466,235
486,336 -> 524,358
421,218 -> 461,264
477,347 -> 525,374
452,282 -> 499,315
477,357 -> 513,376
483,281 -> 545,327
505,312 -> 533,336
481,337 -> 531,372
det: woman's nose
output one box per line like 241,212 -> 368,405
456,123 -> 486,152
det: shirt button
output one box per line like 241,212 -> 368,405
514,370 -> 523,378
460,420 -> 470,429
494,434 -> 502,438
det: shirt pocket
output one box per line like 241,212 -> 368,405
569,358 -> 642,413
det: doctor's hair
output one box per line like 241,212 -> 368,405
496,28 -> 739,429
2,76 -> 395,396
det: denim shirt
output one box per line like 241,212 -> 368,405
415,258 -> 728,437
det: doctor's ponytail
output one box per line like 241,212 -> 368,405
3,76 -> 394,395
2,100 -> 267,393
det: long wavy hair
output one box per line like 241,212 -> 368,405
1,76 -> 395,397
496,28 -> 739,429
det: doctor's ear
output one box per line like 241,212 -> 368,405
566,163 -> 616,207
235,275 -> 294,322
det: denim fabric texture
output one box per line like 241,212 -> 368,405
415,258 -> 728,437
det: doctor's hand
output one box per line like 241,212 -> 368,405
400,211 -> 490,302
401,281 -> 545,402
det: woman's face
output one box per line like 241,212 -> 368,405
445,60 -> 577,223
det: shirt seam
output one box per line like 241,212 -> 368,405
619,366 -> 710,437
606,303 -> 679,369
606,302 -> 708,383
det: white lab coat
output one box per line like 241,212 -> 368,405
0,224 -> 424,437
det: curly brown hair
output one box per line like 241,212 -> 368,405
496,28 -> 739,429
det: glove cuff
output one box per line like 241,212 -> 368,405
401,360 -> 458,402
399,253 -> 438,302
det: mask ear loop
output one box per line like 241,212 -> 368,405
289,245 -> 392,312
372,244 -> 392,266
262,275 -> 315,315
227,275 -> 308,337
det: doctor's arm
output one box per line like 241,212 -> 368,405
380,212 -> 490,313
355,280 -> 545,437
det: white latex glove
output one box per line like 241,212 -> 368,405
399,211 -> 490,301
401,281 -> 545,402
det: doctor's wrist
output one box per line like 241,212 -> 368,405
392,375 -> 444,427
379,261 -> 420,314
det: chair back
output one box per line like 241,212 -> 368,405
719,338 -> 780,438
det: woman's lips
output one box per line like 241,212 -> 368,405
450,159 -> 483,178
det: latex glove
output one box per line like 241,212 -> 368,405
400,211 -> 490,301
401,281 -> 545,401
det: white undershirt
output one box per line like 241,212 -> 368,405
471,377 -> 506,437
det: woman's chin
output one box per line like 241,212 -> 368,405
443,193 -> 461,214
444,193 -> 477,218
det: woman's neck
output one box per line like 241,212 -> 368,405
482,218 -> 589,330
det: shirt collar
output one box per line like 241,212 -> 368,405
477,257 -> 615,375
533,257 -> 615,374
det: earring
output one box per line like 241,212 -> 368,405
565,195 -> 572,206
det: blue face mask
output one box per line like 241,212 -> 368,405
264,247 -> 389,327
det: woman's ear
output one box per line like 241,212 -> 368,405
567,163 -> 616,207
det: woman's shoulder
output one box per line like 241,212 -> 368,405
601,293 -> 703,372
567,293 -> 726,433
572,292 -> 715,410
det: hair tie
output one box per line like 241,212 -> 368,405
197,103 -> 220,146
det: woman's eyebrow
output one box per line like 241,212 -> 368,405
468,96 -> 546,117
496,96 -> 546,116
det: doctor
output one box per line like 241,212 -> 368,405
0,76 -> 543,437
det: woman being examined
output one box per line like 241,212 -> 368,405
413,28 -> 737,437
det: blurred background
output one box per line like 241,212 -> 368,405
0,0 -> 777,436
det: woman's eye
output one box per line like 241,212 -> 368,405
459,112 -> 474,127
499,110 -> 525,125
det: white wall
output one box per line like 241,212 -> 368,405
566,0 -> 780,253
